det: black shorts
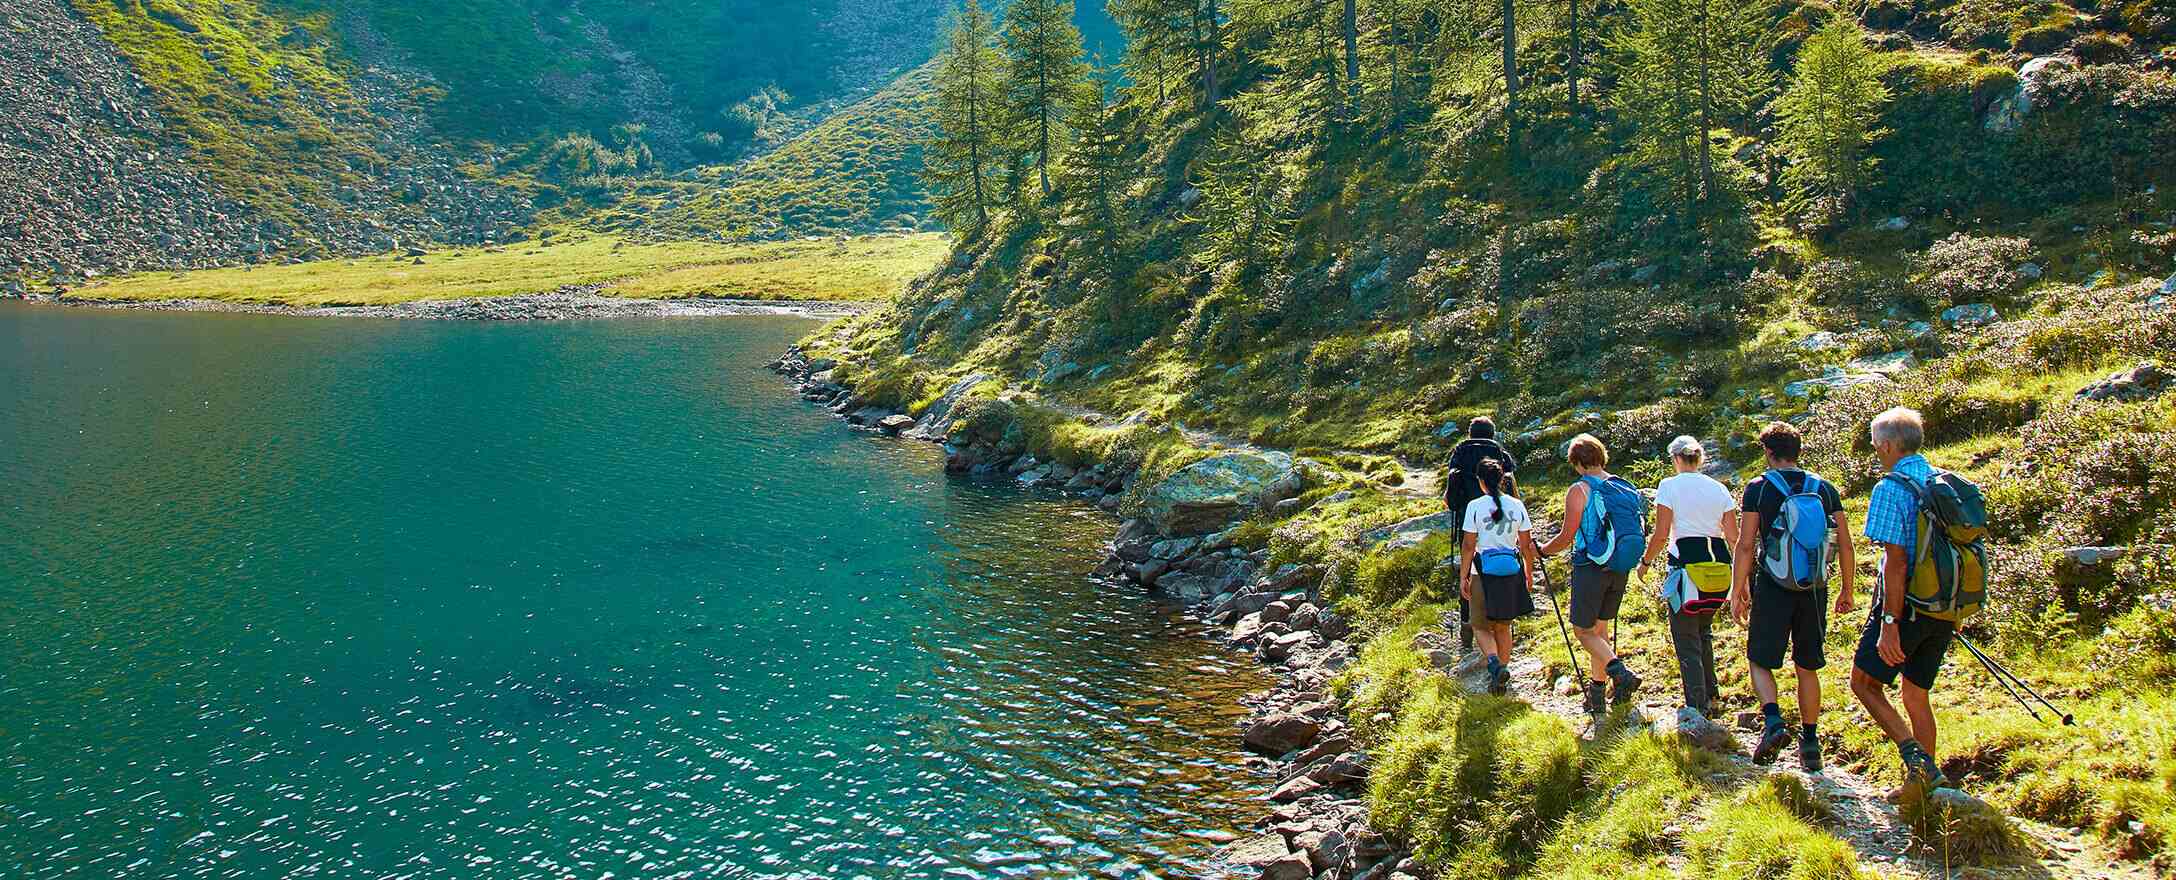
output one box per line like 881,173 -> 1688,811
1746,578 -> 1828,671
1479,572 -> 1537,622
1569,563 -> 1627,629
1853,608 -> 1956,690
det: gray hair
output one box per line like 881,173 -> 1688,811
1667,435 -> 1706,462
1871,407 -> 1925,453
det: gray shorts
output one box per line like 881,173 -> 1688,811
1569,563 -> 1629,629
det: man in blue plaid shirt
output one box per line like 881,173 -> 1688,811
1850,407 -> 1956,793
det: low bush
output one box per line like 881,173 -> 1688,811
1913,233 -> 2034,306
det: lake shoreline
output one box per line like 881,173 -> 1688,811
770,347 -> 1406,879
11,286 -> 871,320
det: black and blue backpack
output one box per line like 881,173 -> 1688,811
1575,475 -> 1646,573
1759,470 -> 1835,592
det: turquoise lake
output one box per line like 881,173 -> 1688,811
0,303 -> 1273,878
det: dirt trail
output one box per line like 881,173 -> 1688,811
1416,611 -> 2146,880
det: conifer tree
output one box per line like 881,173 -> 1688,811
1610,0 -> 1771,218
1060,69 -> 1132,290
1003,0 -> 1091,198
1776,13 -> 1891,221
926,1 -> 1008,231
1193,123 -> 1290,279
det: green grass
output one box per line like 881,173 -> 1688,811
69,233 -> 947,306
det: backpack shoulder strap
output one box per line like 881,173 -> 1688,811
1761,469 -> 1793,496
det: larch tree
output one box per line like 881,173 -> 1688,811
1776,12 -> 1891,221
1060,67 -> 1133,296
1003,0 -> 1091,199
927,0 -> 1008,232
1610,0 -> 1771,220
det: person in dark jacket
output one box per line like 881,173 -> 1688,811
1445,418 -> 1519,652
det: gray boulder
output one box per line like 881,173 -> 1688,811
1141,450 -> 1304,535
876,414 -> 916,435
900,372 -> 989,441
1986,55 -> 2076,134
1942,303 -> 2000,327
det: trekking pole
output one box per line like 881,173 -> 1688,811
1957,635 -> 2076,726
1540,557 -> 1581,683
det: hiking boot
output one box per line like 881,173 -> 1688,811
1491,664 -> 1512,696
1754,719 -> 1794,766
1608,666 -> 1642,706
1900,741 -> 1949,790
1800,736 -> 1823,773
1582,681 -> 1607,715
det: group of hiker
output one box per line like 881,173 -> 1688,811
1444,407 -> 1980,791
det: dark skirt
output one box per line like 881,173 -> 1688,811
1478,572 -> 1538,622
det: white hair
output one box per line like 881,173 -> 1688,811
1667,435 -> 1706,462
1871,407 -> 1925,453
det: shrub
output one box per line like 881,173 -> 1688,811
1330,533 -> 1458,610
1914,233 -> 2034,305
1804,257 -> 1931,315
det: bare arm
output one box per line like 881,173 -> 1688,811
1519,528 -> 1540,592
1538,484 -> 1587,557
1460,528 -> 1480,600
1831,510 -> 1857,613
1639,504 -> 1675,571
1730,504 -> 1760,625
1877,543 -> 1910,664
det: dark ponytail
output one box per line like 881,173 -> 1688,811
1479,459 -> 1507,523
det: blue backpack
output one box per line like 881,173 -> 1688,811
1759,470 -> 1834,592
1575,475 -> 1646,573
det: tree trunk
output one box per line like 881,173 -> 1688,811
1343,0 -> 1360,107
1696,0 -> 1715,202
1503,0 -> 1519,172
1568,0 -> 1581,116
1203,0 -> 1221,106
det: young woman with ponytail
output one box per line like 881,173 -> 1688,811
1459,458 -> 1541,695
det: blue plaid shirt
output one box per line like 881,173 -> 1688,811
1863,454 -> 1932,558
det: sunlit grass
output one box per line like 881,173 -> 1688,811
69,233 -> 947,306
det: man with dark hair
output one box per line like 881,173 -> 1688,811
1731,422 -> 1856,772
1445,417 -> 1518,652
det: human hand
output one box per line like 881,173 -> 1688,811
1878,623 -> 1906,666
1833,589 -> 1855,616
1730,587 -> 1750,626
1461,576 -> 1475,602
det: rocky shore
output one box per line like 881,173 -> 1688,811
21,288 -> 869,321
772,346 -> 1420,880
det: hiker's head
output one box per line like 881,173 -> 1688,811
1567,434 -> 1608,474
1758,422 -> 1802,466
1668,435 -> 1706,473
1469,416 -> 1496,440
1871,407 -> 1925,467
1477,458 -> 1514,520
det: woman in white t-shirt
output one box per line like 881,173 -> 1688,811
1635,435 -> 1740,715
1459,458 -> 1539,695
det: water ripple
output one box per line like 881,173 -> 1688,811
0,304 -> 1273,879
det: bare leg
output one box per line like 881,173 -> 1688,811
1473,623 -> 1500,663
1576,621 -> 1617,682
1490,623 -> 1514,665
1750,662 -> 1780,707
1851,669 -> 1915,744
1901,681 -> 1938,757
1795,665 -> 1822,728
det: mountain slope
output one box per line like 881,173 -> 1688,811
806,1 -> 2176,874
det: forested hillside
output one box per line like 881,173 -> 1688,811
803,0 -> 2176,875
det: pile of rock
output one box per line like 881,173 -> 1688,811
2077,362 -> 2169,401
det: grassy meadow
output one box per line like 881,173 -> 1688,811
67,233 -> 948,306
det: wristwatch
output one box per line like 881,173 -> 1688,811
1880,612 -> 1899,626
